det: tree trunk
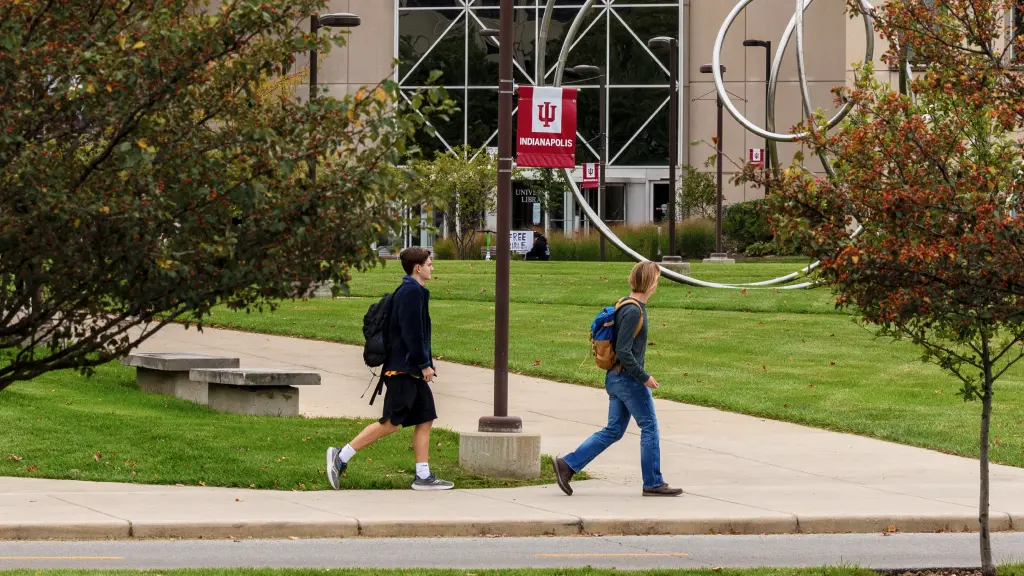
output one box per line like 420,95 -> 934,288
979,336 -> 995,576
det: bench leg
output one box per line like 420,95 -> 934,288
206,384 -> 300,417
136,368 -> 208,405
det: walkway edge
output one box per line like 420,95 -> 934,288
2,514 -> 1018,540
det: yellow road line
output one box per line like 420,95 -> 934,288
0,556 -> 124,561
536,549 -> 688,553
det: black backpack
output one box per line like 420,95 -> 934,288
361,291 -> 395,405
362,292 -> 394,367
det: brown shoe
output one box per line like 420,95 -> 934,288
553,456 -> 574,496
643,484 -> 684,497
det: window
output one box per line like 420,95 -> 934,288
396,0 -> 681,167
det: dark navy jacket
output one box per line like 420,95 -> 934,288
384,275 -> 433,375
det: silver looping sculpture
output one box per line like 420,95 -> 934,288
535,0 -> 883,289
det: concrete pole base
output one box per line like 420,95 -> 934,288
459,431 -> 542,479
659,255 -> 691,275
703,253 -> 736,264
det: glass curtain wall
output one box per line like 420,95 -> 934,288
397,0 -> 680,167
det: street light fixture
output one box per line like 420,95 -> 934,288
742,39 -> 772,194
567,64 -> 607,262
647,36 -> 679,258
699,63 -> 727,258
309,13 -> 361,183
478,8 -> 522,433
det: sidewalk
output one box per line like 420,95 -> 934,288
2,324 -> 1022,540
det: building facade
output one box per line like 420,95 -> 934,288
310,0 -> 878,245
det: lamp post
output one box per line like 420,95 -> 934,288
478,7 -> 522,434
567,65 -> 606,262
309,12 -> 361,183
700,64 -> 726,257
742,39 -> 771,193
647,36 -> 678,257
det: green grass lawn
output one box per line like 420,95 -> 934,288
197,260 -> 1024,468
0,361 -> 561,491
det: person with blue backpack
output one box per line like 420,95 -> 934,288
326,247 -> 454,491
553,260 -> 683,497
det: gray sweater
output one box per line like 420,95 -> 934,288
615,300 -> 649,383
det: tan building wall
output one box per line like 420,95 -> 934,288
685,0 -> 849,205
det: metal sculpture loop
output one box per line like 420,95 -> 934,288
534,0 -> 883,289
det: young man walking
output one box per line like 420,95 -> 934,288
553,261 -> 683,497
326,247 -> 454,491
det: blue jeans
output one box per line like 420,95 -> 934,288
563,369 -> 665,489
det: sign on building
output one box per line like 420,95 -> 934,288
509,230 -> 534,253
748,148 -> 765,167
516,86 -> 578,168
582,162 -> 600,188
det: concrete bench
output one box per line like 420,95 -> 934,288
189,369 -> 320,417
122,353 -> 240,405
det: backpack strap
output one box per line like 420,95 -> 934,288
614,297 -> 644,338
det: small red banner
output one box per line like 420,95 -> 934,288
516,86 -> 578,168
748,148 -> 765,167
582,162 -> 599,188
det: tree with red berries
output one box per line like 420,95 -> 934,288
752,2 -> 1024,572
0,0 -> 448,390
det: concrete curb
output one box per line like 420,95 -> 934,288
1,514 -> 1017,541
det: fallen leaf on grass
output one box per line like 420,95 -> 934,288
885,525 -> 898,534
829,361 -> 836,366
648,342 -> 656,347
741,289 -> 748,295
7,455 -> 22,462
784,403 -> 791,408
26,465 -> 39,472
199,481 -> 206,486
533,360 -> 542,366
93,451 -> 102,461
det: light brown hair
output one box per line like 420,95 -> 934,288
629,261 -> 661,293
400,247 -> 431,275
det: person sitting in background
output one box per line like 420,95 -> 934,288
525,228 -> 550,261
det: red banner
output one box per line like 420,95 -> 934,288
582,162 -> 599,188
748,148 -> 765,167
516,86 -> 577,168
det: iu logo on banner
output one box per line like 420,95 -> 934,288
748,148 -> 765,167
516,86 -> 578,168
582,162 -> 599,188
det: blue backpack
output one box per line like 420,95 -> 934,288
590,297 -> 643,370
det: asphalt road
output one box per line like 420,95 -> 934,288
1,533 -> 1022,571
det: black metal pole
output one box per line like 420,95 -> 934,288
667,39 -> 678,256
309,15 -> 319,184
764,41 -> 771,195
598,68 -> 606,262
715,92 -> 724,254
480,0 -> 522,434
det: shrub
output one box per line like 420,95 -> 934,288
744,240 -> 774,257
723,200 -> 771,251
432,238 -> 457,260
675,218 -> 716,259
543,222 -> 715,262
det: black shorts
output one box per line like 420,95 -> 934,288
379,373 -> 437,427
